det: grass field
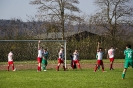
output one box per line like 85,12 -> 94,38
0,68 -> 133,88
0,59 -> 133,88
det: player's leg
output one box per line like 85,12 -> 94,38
72,60 -> 77,69
12,62 -> 15,71
43,65 -> 46,71
101,64 -> 105,72
94,64 -> 100,72
37,57 -> 41,71
122,68 -> 127,79
56,63 -> 61,71
98,65 -> 100,71
41,58 -> 44,70
56,58 -> 61,71
94,60 -> 99,72
110,58 -> 112,70
41,63 -> 45,70
72,60 -> 74,69
122,61 -> 129,79
100,60 -> 105,72
44,60 -> 48,71
8,62 -> 10,71
122,61 -> 133,79
38,63 -> 41,71
110,58 -> 114,70
62,62 -> 66,71
122,60 -> 133,79
42,64 -> 46,71
74,62 -> 77,69
60,59 -> 66,71
76,60 -> 81,69
40,58 -> 42,71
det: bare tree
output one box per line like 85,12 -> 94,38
90,0 -> 133,45
30,0 -> 80,40
0,19 -> 23,39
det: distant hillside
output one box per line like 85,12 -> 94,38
34,31 -> 98,41
0,19 -> 133,40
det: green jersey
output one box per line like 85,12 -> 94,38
42,51 -> 49,65
43,51 -> 49,59
124,48 -> 133,60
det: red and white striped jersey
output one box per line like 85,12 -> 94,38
108,49 -> 115,58
38,49 -> 42,58
59,50 -> 64,59
73,52 -> 79,60
8,52 -> 13,61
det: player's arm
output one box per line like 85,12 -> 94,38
38,40 -> 41,49
97,42 -> 100,50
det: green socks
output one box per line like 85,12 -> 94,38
122,72 -> 125,79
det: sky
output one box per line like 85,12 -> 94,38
0,0 -> 97,22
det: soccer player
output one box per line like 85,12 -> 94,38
107,46 -> 117,70
37,40 -> 43,72
96,52 -> 100,71
122,44 -> 133,79
72,49 -> 81,69
42,48 -> 49,71
56,47 -> 66,71
8,49 -> 16,71
70,50 -> 76,69
94,42 -> 105,72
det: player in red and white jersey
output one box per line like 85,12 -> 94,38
56,47 -> 66,71
107,46 -> 117,70
94,42 -> 105,72
8,49 -> 16,71
72,49 -> 81,69
37,40 -> 43,72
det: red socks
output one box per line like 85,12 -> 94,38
38,66 -> 41,71
56,66 -> 59,71
8,64 -> 14,71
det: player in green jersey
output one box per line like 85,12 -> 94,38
42,48 -> 49,71
122,44 -> 133,79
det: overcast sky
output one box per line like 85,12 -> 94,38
0,0 -> 97,22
